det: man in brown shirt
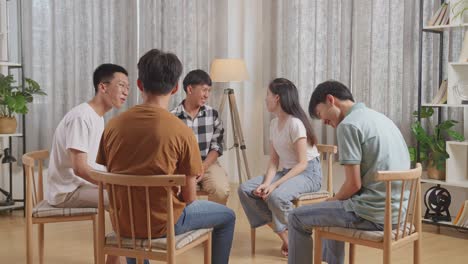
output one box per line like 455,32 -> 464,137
97,49 -> 235,264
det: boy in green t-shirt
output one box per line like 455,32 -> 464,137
288,81 -> 410,264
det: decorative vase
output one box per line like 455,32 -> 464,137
0,117 -> 17,134
427,160 -> 446,180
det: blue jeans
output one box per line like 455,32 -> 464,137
127,200 -> 235,264
288,200 -> 383,264
238,158 -> 321,233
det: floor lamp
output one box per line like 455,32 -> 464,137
210,59 -> 252,184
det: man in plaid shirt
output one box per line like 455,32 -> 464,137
171,69 -> 230,205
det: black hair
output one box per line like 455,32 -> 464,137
308,80 -> 354,119
137,49 -> 183,95
183,69 -> 212,92
93,64 -> 128,94
269,78 -> 317,146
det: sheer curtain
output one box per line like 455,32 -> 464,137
22,0 -> 138,152
138,0 -> 228,109
262,0 -> 420,148
21,0 -> 229,150
19,0 -> 464,183
262,0 -> 353,152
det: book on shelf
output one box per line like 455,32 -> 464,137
428,3 -> 449,26
431,79 -> 448,104
453,200 -> 468,227
459,31 -> 468,63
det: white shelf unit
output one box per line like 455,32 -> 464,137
0,0 -> 25,213
447,62 -> 468,105
422,218 -> 468,230
0,61 -> 21,67
423,23 -> 468,32
422,103 -> 468,108
418,0 -> 468,231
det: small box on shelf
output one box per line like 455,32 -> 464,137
447,63 -> 468,105
446,141 -> 468,185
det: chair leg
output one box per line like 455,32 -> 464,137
349,243 -> 356,264
204,235 -> 212,264
313,231 -> 322,264
414,240 -> 421,264
251,228 -> 256,255
383,247 -> 391,264
92,216 -> 98,264
38,223 -> 44,264
26,218 -> 33,264
168,248 -> 175,264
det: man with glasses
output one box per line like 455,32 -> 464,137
47,63 -> 129,210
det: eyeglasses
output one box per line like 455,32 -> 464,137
101,80 -> 130,91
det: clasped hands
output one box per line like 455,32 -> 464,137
252,183 -> 278,200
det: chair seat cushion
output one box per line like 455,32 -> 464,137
294,190 -> 331,201
105,228 -> 213,250
32,200 -> 97,218
317,224 -> 415,242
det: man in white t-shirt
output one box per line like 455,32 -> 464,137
47,63 -> 129,209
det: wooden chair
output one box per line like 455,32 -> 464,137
313,163 -> 422,264
23,150 -> 98,264
90,170 -> 212,264
293,144 -> 337,207
250,144 -> 337,255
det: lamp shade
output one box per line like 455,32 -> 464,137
210,59 -> 249,82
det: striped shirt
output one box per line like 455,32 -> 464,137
172,101 -> 224,160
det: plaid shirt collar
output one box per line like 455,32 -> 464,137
174,100 -> 207,120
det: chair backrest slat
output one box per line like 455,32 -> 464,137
316,144 -> 337,194
38,160 -> 44,201
395,180 -> 406,240
402,179 -> 416,238
145,186 -> 152,251
384,181 -> 392,243
127,186 -> 137,249
110,184 -> 122,248
409,179 -> 419,235
165,186 -> 176,258
31,167 -> 37,207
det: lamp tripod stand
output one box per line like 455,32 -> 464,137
218,88 -> 252,183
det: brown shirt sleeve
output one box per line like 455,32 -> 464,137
96,130 -> 107,166
177,133 -> 203,176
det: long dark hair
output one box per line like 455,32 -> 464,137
269,78 -> 317,146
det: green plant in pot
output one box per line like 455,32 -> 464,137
0,74 -> 46,134
408,107 -> 465,180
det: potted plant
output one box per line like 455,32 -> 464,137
408,107 -> 465,180
0,74 -> 46,134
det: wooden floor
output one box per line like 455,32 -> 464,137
1,185 -> 467,264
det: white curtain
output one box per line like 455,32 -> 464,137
19,0 -> 465,183
262,0 -> 353,152
138,0 -> 228,109
264,0 -> 464,148
22,0 -> 139,152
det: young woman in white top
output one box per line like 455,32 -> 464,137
238,78 -> 322,256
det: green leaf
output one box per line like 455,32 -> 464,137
412,107 -> 434,118
408,147 -> 416,162
436,120 -> 458,130
446,130 -> 465,141
0,74 -> 46,117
